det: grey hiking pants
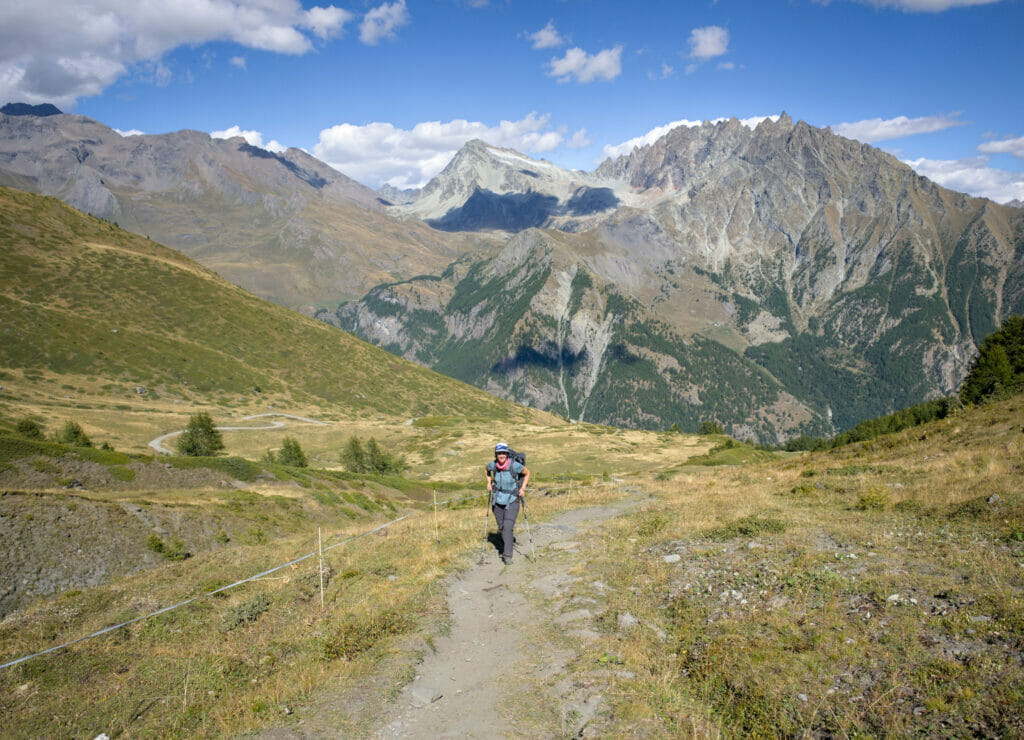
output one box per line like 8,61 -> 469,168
492,497 -> 520,561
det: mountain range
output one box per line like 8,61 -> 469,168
336,115 -> 1024,441
3,106 -> 1022,441
0,108 -> 493,309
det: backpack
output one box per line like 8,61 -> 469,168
489,450 -> 527,493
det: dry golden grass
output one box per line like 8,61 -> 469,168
0,473 -> 628,738
544,394 -> 1024,737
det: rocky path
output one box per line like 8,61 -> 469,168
373,491 -> 646,739
257,489 -> 647,739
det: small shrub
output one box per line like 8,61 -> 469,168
636,512 -> 669,537
15,418 -> 44,439
706,514 -> 786,540
894,498 -> 924,514
948,495 -> 993,520
320,607 -> 413,660
856,488 -> 889,511
109,465 -> 135,482
1000,528 -> 1024,543
146,534 -> 189,561
31,459 -> 59,474
223,593 -> 272,631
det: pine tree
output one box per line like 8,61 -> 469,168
276,437 -> 308,467
56,420 -> 92,447
176,412 -> 224,456
960,315 -> 1024,405
340,436 -> 367,473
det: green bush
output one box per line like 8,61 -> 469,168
56,420 -> 92,447
223,593 -> 272,631
146,534 -> 190,561
15,418 -> 44,439
109,465 -> 135,482
706,514 -> 786,540
856,488 -> 889,511
320,607 -> 413,660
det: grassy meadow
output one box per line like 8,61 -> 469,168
541,393 -> 1024,737
3,184 -> 1022,737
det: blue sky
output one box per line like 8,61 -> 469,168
2,0 -> 1022,202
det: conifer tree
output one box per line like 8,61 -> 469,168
276,437 -> 308,467
176,412 -> 224,456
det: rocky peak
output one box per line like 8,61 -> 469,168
1,102 -> 63,117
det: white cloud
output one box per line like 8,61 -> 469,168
211,125 -> 286,153
548,46 -> 623,83
303,6 -> 352,39
359,0 -> 409,45
688,26 -> 729,60
115,128 -> 144,137
601,115 -> 778,160
313,113 -> 574,189
0,0 -> 352,107
529,21 -> 564,49
978,135 -> 1024,159
717,61 -> 736,70
568,128 -> 590,148
904,155 -> 1024,204
831,113 -> 964,143
833,0 -> 1001,11
230,56 -> 247,70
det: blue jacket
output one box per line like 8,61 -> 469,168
487,460 -> 524,506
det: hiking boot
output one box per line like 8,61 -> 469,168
501,556 -> 512,565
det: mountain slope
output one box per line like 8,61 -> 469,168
0,186 -> 545,423
0,111 -> 492,308
342,116 -> 1024,440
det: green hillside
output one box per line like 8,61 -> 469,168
0,186 -> 546,426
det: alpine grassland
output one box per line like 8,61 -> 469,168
532,392 -> 1024,737
0,452 -> 634,738
0,186 -> 543,436
3,184 -> 1022,737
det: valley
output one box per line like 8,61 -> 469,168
0,108 -> 1022,738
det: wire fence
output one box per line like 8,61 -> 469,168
0,490 -> 490,672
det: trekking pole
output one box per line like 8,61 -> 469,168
520,493 -> 536,559
478,490 -> 491,565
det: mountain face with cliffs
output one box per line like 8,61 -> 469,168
337,115 -> 1024,441
0,109 -> 491,308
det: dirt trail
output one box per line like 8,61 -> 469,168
261,490 -> 647,739
376,492 -> 646,739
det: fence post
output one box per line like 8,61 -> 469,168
318,526 -> 325,611
433,490 -> 439,543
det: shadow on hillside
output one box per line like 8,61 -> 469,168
427,186 -> 620,232
492,343 -> 587,374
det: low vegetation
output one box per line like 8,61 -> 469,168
544,392 -> 1024,737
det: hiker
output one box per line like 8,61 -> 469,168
485,442 -> 530,564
